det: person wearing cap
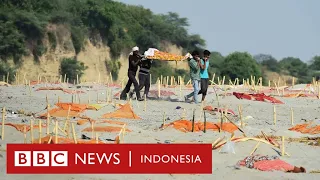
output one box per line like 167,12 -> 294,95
184,50 -> 202,104
120,46 -> 144,101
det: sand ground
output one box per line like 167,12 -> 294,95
0,83 -> 319,180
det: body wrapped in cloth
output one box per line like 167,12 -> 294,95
144,48 -> 190,61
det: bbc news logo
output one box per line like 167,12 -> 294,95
7,144 -> 212,174
15,151 -> 68,166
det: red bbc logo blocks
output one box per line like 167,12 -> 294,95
14,151 -> 68,167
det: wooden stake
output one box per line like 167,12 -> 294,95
238,105 -> 243,128
23,125 -> 27,143
192,109 -> 195,132
158,79 -> 161,98
250,142 -> 261,155
30,118 -> 34,143
71,123 -> 77,144
203,110 -> 207,133
39,119 -> 42,144
292,77 -> 295,86
46,104 -> 50,135
290,107 -> 294,126
1,107 -> 5,140
162,112 -> 166,127
55,120 -> 58,144
77,74 -> 79,85
318,84 -> 320,99
28,80 -> 32,96
273,105 -> 276,125
211,73 -> 215,85
281,136 -> 285,156
91,121 -> 94,139
6,72 -> 9,84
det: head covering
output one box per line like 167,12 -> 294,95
132,46 -> 139,52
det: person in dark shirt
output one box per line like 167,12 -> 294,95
120,46 -> 144,101
129,58 -> 153,98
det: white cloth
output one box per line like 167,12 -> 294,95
132,46 -> 139,52
144,48 -> 159,57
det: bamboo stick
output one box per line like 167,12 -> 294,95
1,107 -> 5,140
28,80 -> 32,96
250,142 -> 261,155
281,136 -> 285,156
6,72 -> 9,84
238,105 -> 243,128
77,74 -> 79,85
47,104 -> 50,135
30,118 -> 34,143
211,73 -> 215,85
91,121 -> 94,139
39,119 -> 42,144
158,79 -> 161,98
292,77 -> 295,86
162,112 -> 166,127
273,105 -> 276,125
203,110 -> 207,133
71,123 -> 77,144
55,120 -> 58,144
23,125 -> 27,143
290,107 -> 294,126
318,84 -> 320,99
192,109 -> 195,132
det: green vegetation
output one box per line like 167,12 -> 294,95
0,0 -> 204,62
0,62 -> 16,83
220,52 -> 262,81
0,0 -> 319,84
59,58 -> 88,82
105,60 -> 121,81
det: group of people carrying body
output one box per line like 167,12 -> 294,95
120,47 -> 211,104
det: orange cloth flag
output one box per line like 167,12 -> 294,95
82,126 -> 131,133
38,108 -> 80,119
102,103 -> 141,120
162,120 -> 238,133
55,103 -> 88,112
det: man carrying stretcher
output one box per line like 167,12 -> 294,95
120,46 -> 144,101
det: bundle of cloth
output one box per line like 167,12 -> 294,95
236,155 -> 306,173
144,48 -> 191,61
233,92 -> 284,104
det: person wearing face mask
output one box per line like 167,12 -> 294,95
184,50 -> 202,104
198,50 -> 211,102
120,46 -> 144,101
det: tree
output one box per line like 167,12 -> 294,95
260,56 -> 280,73
309,56 -> 320,70
254,54 -> 274,64
279,57 -> 308,77
221,52 -> 262,81
60,58 -> 88,82
208,51 -> 224,78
